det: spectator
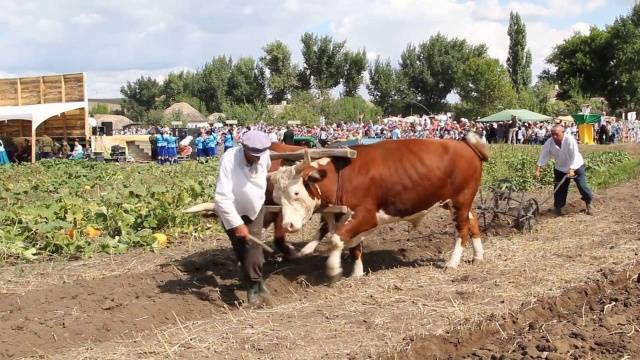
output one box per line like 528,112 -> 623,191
282,126 -> 295,145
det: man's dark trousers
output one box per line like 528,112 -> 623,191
224,211 -> 265,283
553,165 -> 593,210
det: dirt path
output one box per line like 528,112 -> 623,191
1,179 -> 639,359
399,267 -> 640,360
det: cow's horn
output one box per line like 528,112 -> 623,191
303,149 -> 312,164
294,161 -> 306,173
183,202 -> 216,213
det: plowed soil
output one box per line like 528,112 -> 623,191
1,176 -> 639,359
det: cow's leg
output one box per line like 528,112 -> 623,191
468,210 -> 484,263
328,211 -> 377,279
445,205 -> 472,269
299,213 -> 333,256
273,213 -> 300,260
349,242 -> 364,278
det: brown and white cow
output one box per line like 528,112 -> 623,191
269,133 -> 489,278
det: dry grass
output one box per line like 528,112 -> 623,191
45,180 -> 640,360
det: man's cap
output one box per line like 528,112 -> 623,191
242,130 -> 271,156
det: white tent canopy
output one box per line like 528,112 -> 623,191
0,102 -> 86,128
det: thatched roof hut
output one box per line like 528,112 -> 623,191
164,102 -> 208,124
207,112 -> 226,121
95,114 -> 133,130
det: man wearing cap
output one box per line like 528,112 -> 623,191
214,130 -> 273,307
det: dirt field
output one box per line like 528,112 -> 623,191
1,177 -> 639,358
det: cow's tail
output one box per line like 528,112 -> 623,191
463,132 -> 490,162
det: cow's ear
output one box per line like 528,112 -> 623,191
305,169 -> 327,183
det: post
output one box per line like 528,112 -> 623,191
61,75 -> 66,103
17,79 -> 21,106
31,127 -> 36,164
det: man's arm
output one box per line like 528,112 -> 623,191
214,153 -> 244,230
536,140 -> 550,177
566,136 -> 580,177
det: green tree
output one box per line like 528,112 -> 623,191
506,12 -> 532,92
120,76 -> 161,122
367,57 -> 403,114
226,57 -> 266,105
399,33 -> 487,113
342,49 -> 367,97
300,32 -> 346,97
159,71 -> 197,108
90,103 -> 111,115
456,57 -> 516,119
196,56 -> 233,113
546,26 -> 612,101
602,4 -> 640,110
260,40 -> 297,104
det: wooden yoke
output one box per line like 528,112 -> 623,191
270,148 -> 357,162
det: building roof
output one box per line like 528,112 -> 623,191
164,102 -> 207,123
478,109 -> 552,123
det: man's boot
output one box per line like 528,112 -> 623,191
258,281 -> 274,307
246,281 -> 263,308
586,202 -> 593,215
554,207 -> 563,216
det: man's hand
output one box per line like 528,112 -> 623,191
535,166 -> 542,178
568,168 -> 576,178
233,224 -> 250,238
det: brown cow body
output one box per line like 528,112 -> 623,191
270,134 -> 488,278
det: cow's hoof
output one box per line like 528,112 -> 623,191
327,272 -> 344,285
283,249 -> 302,262
472,257 -> 484,264
443,263 -> 459,271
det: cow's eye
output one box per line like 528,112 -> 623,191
294,191 -> 299,196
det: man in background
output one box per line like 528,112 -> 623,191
282,126 -> 295,145
535,124 -> 593,215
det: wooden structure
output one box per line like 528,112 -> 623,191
0,73 -> 89,162
270,148 -> 357,161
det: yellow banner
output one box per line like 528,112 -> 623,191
579,124 -> 595,144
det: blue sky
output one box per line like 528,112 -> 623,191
0,0 -> 636,98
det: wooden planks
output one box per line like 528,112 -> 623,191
270,148 -> 357,161
0,73 -> 85,106
262,205 -> 350,214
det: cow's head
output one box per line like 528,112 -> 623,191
269,153 -> 328,232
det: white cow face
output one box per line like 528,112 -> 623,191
270,164 -> 321,233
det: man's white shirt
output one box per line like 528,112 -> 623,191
214,147 -> 271,229
537,134 -> 584,172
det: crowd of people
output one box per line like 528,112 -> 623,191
0,135 -> 87,164
2,113 -> 639,166
177,114 -> 640,149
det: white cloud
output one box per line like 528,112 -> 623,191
572,22 -> 591,35
71,13 -> 104,25
0,0 -> 629,97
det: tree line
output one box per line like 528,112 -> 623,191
118,4 -> 640,125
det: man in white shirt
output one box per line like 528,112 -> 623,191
214,130 -> 272,307
535,124 -> 593,215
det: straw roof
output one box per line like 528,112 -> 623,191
207,112 -> 226,121
164,102 -> 207,124
94,114 -> 132,130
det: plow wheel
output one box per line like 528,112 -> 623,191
516,198 -> 539,232
476,189 -> 496,230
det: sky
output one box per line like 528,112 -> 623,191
0,0 -> 637,99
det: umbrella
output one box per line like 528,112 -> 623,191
478,109 -> 552,123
